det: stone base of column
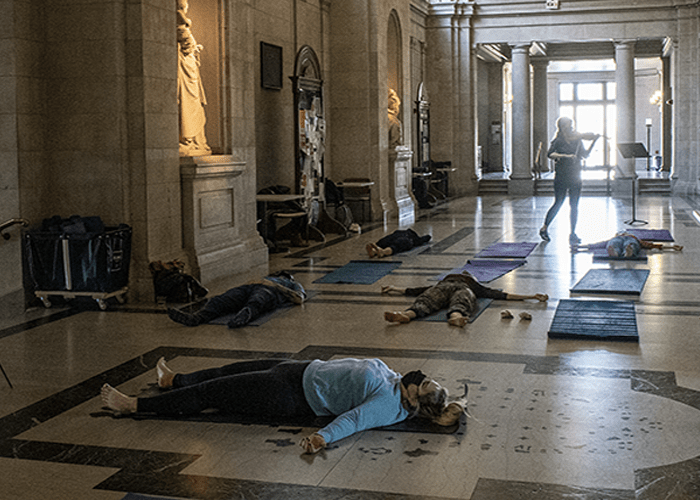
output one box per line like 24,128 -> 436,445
391,146 -> 416,226
180,155 -> 268,285
508,178 -> 534,196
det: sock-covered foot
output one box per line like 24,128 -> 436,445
101,384 -> 137,414
384,311 -> 412,323
167,308 -> 202,327
156,357 -> 175,388
227,307 -> 253,328
448,314 -> 468,327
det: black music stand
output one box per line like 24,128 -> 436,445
617,143 -> 648,225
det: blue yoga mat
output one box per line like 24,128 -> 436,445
474,242 -> 538,259
591,248 -> 648,261
431,259 -> 526,283
548,299 -> 638,341
571,269 -> 650,295
314,260 -> 403,284
626,228 -> 674,242
417,298 -> 493,324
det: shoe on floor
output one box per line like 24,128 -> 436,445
167,308 -> 202,327
539,226 -> 550,242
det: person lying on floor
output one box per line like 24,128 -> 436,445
101,357 -> 467,454
382,271 -> 549,327
573,231 -> 683,258
366,228 -> 431,258
167,270 -> 306,328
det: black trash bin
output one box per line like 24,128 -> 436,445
24,217 -> 132,309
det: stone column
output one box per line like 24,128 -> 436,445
661,55 -> 672,174
426,2 -> 478,197
615,40 -> 636,180
531,58 -> 549,176
509,44 -> 533,195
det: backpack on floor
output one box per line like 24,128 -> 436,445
148,260 -> 208,304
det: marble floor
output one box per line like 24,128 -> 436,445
2,191 -> 700,500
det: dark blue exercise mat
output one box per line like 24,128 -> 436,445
473,241 -> 538,259
570,268 -> 650,295
591,248 -> 648,262
121,494 -> 179,500
626,228 -> 674,242
548,299 -> 638,341
431,259 -> 526,283
208,291 -> 318,327
128,408 -> 459,434
416,298 -> 493,324
314,260 -> 403,284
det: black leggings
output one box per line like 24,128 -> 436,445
137,359 -> 315,417
376,229 -> 430,255
544,176 -> 581,230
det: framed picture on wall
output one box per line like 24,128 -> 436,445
260,42 -> 283,90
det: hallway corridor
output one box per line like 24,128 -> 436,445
2,191 -> 700,499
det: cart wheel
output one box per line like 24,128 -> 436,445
39,296 -> 52,308
97,298 -> 107,310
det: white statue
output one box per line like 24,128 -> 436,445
177,0 -> 211,156
388,88 -> 402,149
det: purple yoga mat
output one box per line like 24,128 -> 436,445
626,229 -> 674,242
432,259 -> 526,283
474,242 -> 538,259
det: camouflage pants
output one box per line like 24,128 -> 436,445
408,281 -> 477,318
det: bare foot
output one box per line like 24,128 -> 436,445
534,293 -> 549,302
101,384 -> 137,414
366,243 -> 377,258
381,285 -> 397,294
384,311 -> 412,323
156,357 -> 175,388
448,314 -> 468,327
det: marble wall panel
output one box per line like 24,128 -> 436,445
13,38 -> 42,78
0,151 -> 19,189
143,41 -> 176,80
146,178 -> 180,222
44,40 -> 124,79
15,112 -> 45,153
46,77 -> 125,119
15,76 -> 44,116
0,114 -> 17,152
0,77 -> 16,114
144,112 -> 178,150
45,2 -> 123,42
46,113 -> 123,153
147,212 -> 182,256
143,77 -> 177,116
0,40 -> 15,77
141,2 -> 174,44
9,0 -> 43,42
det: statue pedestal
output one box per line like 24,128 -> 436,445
391,146 -> 416,226
180,155 -> 268,285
